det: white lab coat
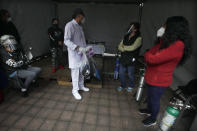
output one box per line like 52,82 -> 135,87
64,19 -> 86,93
64,19 -> 86,69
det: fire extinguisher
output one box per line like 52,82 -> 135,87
159,106 -> 180,131
136,68 -> 145,101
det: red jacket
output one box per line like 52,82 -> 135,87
144,40 -> 184,87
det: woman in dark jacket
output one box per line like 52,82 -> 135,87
117,22 -> 142,92
139,16 -> 192,127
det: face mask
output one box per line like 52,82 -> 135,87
81,18 -> 85,24
157,27 -> 165,37
53,24 -> 58,27
7,17 -> 12,22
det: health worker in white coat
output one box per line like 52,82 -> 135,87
64,8 -> 90,100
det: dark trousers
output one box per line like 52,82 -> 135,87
119,64 -> 135,88
0,69 -> 8,102
51,47 -> 64,68
0,69 -> 8,88
147,84 -> 167,121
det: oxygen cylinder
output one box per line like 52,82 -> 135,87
27,47 -> 33,61
114,57 -> 120,80
160,106 -> 180,131
136,68 -> 145,101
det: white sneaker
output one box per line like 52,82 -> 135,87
126,87 -> 133,92
79,87 -> 89,92
117,87 -> 123,92
72,91 -> 82,100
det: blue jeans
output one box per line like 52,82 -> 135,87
147,84 -> 167,121
119,64 -> 135,89
17,67 -> 41,89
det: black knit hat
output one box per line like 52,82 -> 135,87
72,8 -> 85,19
52,18 -> 58,23
0,9 -> 9,19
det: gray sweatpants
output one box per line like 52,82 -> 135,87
17,67 -> 41,89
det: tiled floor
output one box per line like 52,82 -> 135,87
0,79 -> 188,131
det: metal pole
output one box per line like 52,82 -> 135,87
138,2 -> 144,25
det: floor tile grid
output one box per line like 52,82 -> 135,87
35,87 -> 75,131
109,89 -> 121,131
0,80 -> 174,131
2,90 -> 46,131
0,91 -> 23,113
116,90 -> 129,130
96,85 -> 124,131
97,88 -> 111,131
15,88 -> 53,131
0,102 -> 23,130
80,91 -> 99,131
51,96 -> 74,131
33,86 -> 97,131
49,87 -> 93,131
0,98 -> 27,126
3,86 -> 68,130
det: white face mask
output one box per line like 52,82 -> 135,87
157,27 -> 165,37
7,17 -> 12,22
81,18 -> 85,24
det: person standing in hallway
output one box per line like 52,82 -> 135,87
139,16 -> 192,127
0,9 -> 24,53
64,8 -> 90,100
48,18 -> 64,73
117,22 -> 142,92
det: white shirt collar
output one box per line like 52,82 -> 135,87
72,19 -> 79,25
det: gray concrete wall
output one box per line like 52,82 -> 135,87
57,3 -> 139,53
0,0 -> 55,57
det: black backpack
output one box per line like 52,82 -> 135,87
179,79 -> 197,96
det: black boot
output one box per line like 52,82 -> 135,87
33,81 -> 39,88
21,91 -> 29,98
142,116 -> 156,127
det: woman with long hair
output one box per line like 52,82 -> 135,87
139,16 -> 192,126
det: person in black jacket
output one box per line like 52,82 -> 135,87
0,9 -> 24,52
48,18 -> 64,73
117,22 -> 142,92
0,35 -> 41,97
